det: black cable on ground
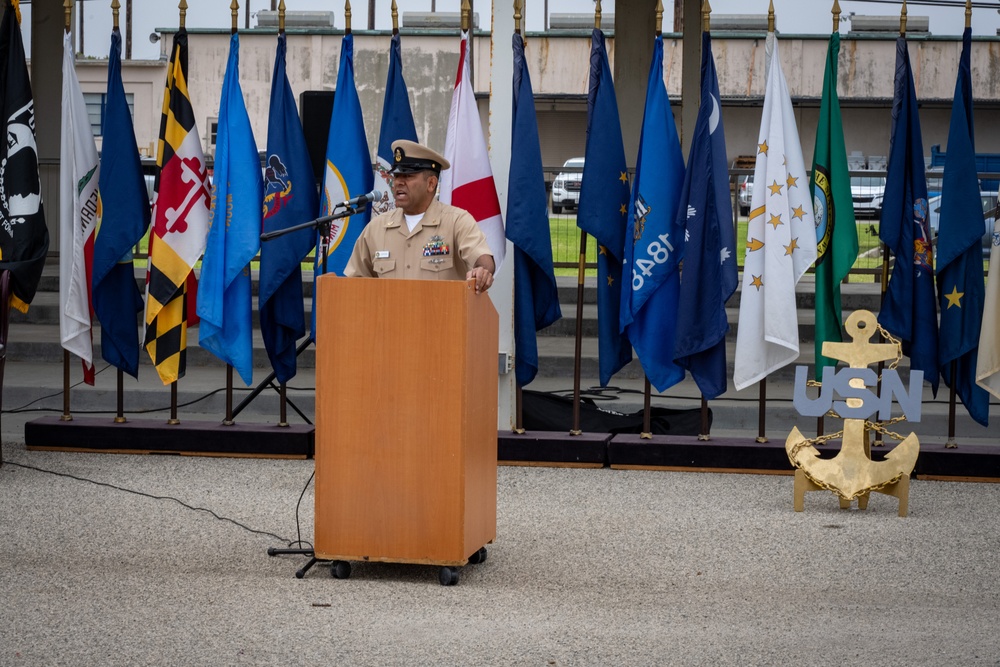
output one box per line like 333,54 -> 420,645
3,459 -> 295,546
291,470 -> 315,551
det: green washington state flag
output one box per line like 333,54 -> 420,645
810,32 -> 859,376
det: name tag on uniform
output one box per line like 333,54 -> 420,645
375,250 -> 390,259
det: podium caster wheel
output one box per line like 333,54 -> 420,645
468,547 -> 487,565
331,561 -> 352,579
439,567 -> 459,586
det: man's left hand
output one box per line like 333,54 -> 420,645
467,266 -> 494,294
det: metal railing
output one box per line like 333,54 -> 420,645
543,166 -> 998,279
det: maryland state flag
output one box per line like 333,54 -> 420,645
0,1 -> 49,313
144,28 -> 211,385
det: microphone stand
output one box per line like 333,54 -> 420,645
259,203 -> 362,578
235,204 -> 362,420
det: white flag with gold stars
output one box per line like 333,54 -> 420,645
734,33 -> 818,391
977,218 -> 1000,398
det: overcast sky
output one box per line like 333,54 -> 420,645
21,0 -> 1000,60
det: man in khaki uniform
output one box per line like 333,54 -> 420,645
344,140 -> 495,293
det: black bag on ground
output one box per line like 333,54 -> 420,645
521,389 -> 709,436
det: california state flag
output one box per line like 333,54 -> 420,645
59,31 -> 98,384
440,29 -> 505,269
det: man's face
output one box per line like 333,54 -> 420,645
392,170 -> 437,215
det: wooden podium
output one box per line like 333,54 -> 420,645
313,276 -> 498,582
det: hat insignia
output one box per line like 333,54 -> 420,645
394,147 -> 403,163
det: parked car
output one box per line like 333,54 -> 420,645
928,190 -> 997,258
851,175 -> 885,218
551,157 -> 584,214
737,175 -> 753,216
925,168 -> 944,200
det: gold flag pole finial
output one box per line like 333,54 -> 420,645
768,0 -> 775,32
345,0 -> 352,34
392,0 -> 399,34
461,0 -> 470,32
112,0 -> 120,31
900,1 -> 907,37
179,0 -> 187,30
231,0 -> 239,34
279,0 -> 286,33
514,0 -> 522,36
655,0 -> 664,36
64,0 -> 73,33
702,0 -> 711,33
832,0 -> 841,32
594,0 -> 602,30
966,0 -> 972,29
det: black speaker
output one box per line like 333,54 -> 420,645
299,90 -> 335,186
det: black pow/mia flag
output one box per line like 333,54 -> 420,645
0,0 -> 49,313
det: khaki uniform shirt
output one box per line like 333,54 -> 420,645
344,199 -> 493,280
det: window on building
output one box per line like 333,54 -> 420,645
207,118 -> 219,151
83,92 -> 135,137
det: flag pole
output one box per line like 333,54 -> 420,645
571,230 -> 586,436
818,0 -> 840,440
274,0 -> 291,428
0,272 -> 10,466
166,0 -> 188,427
571,3 -> 604,437
753,1 -> 776,446
392,0 -> 399,35
513,0 -> 526,434
345,0 -> 352,35
111,0 -> 128,426
697,0 -> 712,443
875,2 -> 907,447
637,1 -> 664,442
220,0 -> 238,427
942,0 -> 974,449
61,0 -> 73,423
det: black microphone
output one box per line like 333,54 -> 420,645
335,188 -> 383,209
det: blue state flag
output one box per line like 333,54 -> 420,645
620,34 -> 686,393
507,32 -> 561,387
672,32 -> 738,400
577,28 -> 632,386
878,37 -> 939,396
936,28 -> 988,425
259,33 -> 319,385
318,33 -> 374,278
92,29 -> 150,378
373,32 -> 418,215
196,33 -> 263,385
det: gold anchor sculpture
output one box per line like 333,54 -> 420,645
786,310 -> 919,517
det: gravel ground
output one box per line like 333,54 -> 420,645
2,437 -> 999,667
